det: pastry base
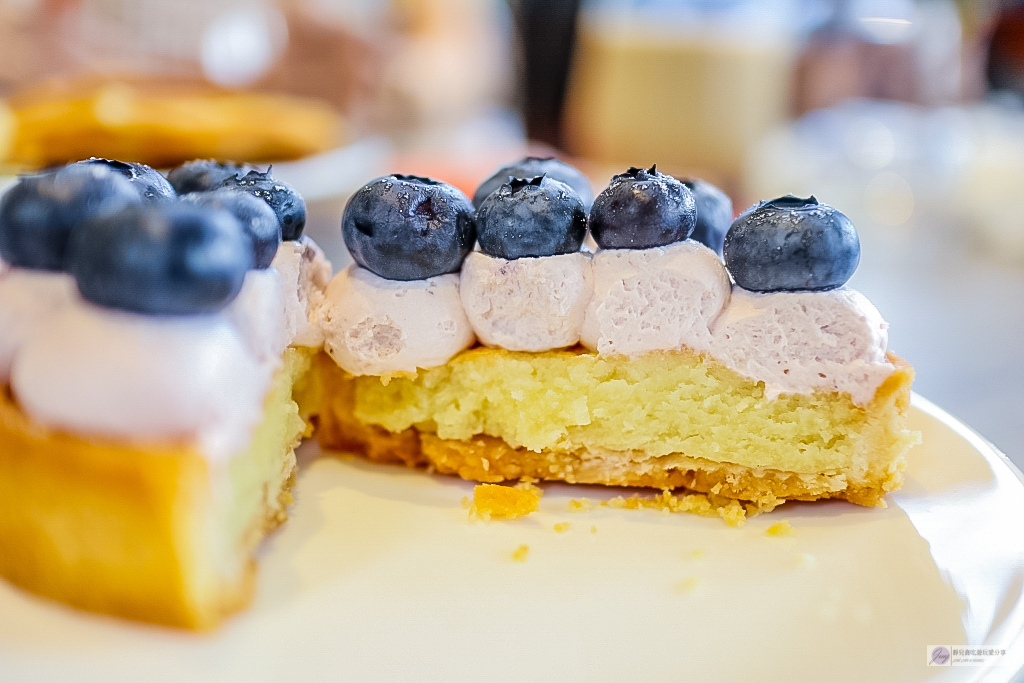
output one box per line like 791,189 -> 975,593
314,351 -> 917,507
8,81 -> 342,169
0,348 -> 315,630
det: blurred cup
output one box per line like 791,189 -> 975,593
562,0 -> 800,186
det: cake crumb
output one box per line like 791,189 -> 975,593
553,522 -> 571,533
590,525 -> 597,534
765,520 -> 794,537
511,544 -> 529,562
514,480 -> 542,494
460,496 -> 469,509
690,549 -> 706,561
602,489 -> 777,527
567,498 -> 592,513
675,577 -> 701,594
378,370 -> 417,386
469,483 -> 541,520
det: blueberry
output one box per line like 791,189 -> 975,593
220,169 -> 305,241
342,174 -> 475,281
723,195 -> 860,292
182,189 -> 280,269
476,175 -> 586,260
681,178 -> 733,256
473,157 -> 594,210
589,165 -> 696,249
167,159 -> 252,195
74,158 -> 176,201
0,164 -> 142,271
67,202 -> 252,315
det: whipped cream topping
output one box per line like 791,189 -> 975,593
224,268 -> 288,367
1,237 -> 333,460
316,238 -> 893,405
271,236 -> 332,348
12,303 -> 269,460
712,287 -> 893,405
0,268 -> 77,384
460,251 -> 593,352
320,265 -> 474,376
580,240 -> 731,356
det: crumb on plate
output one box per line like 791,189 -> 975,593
765,520 -> 794,537
469,483 -> 541,520
602,489 -> 778,527
567,498 -> 592,513
511,544 -> 529,562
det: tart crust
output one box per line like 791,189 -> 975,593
314,351 -> 917,507
0,348 -> 314,630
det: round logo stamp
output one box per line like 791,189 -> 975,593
928,646 -> 951,666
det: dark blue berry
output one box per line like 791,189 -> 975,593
183,189 -> 281,269
167,159 -> 252,195
681,178 -> 733,256
589,165 -> 696,249
74,158 -> 176,201
342,174 -> 475,281
473,157 -> 594,210
476,175 -> 586,260
67,202 -> 252,315
723,195 -> 860,292
221,169 -> 305,240
0,165 -> 142,271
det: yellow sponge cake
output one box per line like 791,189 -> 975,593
316,347 -> 915,507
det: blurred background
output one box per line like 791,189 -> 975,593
0,0 -> 1021,468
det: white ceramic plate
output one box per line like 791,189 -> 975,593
1,395 -> 1022,683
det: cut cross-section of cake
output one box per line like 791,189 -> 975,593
315,164 -> 918,509
0,160 -> 328,629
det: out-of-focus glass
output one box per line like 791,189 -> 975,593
793,0 -> 963,114
562,0 -> 805,187
745,96 -> 1024,263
